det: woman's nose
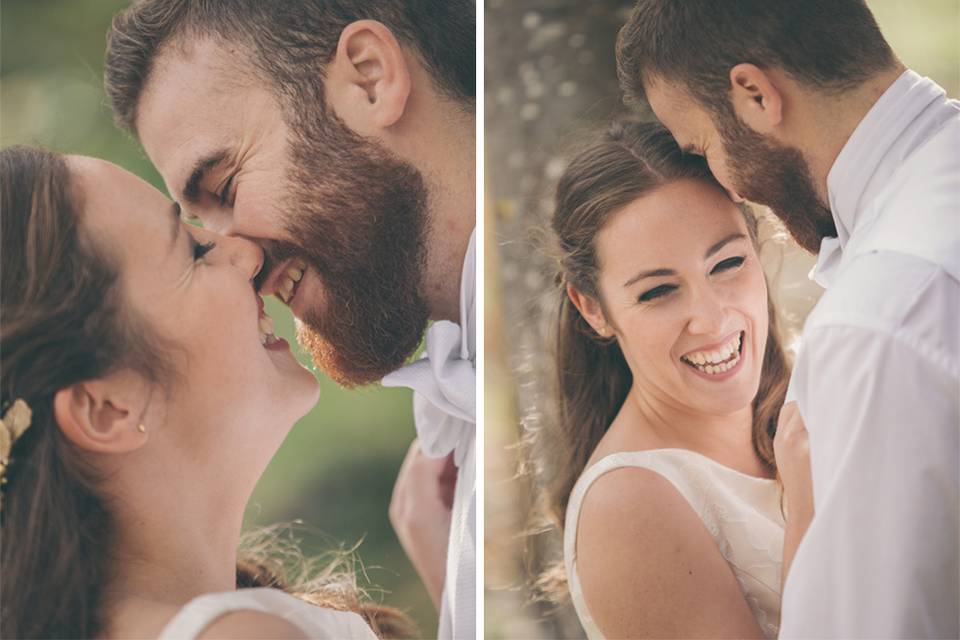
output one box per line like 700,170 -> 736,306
686,288 -> 728,336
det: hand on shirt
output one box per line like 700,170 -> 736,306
774,401 -> 815,587
389,438 -> 456,610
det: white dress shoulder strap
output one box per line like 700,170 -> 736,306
156,588 -> 377,640
563,448 -> 785,639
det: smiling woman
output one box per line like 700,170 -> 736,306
0,145 -> 412,639
521,121 -> 799,639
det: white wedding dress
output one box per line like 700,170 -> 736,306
156,587 -> 378,639
564,448 -> 785,639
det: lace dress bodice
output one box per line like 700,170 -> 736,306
156,588 -> 378,639
564,448 -> 785,639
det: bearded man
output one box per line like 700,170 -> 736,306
617,1 -> 958,637
104,2 -> 476,637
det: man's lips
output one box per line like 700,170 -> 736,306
259,258 -> 307,306
259,257 -> 295,298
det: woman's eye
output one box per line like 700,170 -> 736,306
218,175 -> 234,207
193,240 -> 217,261
711,256 -> 745,274
638,283 -> 678,302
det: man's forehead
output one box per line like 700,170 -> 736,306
148,36 -> 248,97
137,39 -> 256,192
645,78 -> 704,141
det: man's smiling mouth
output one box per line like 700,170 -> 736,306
257,256 -> 308,306
275,260 -> 306,304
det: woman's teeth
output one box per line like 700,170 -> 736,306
682,333 -> 743,375
258,315 -> 279,346
277,261 -> 306,304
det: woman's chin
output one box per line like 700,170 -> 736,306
283,375 -> 322,421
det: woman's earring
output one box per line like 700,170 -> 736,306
137,424 -> 147,434
596,325 -> 616,344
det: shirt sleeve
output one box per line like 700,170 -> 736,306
779,321 -> 959,638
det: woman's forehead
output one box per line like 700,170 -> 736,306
599,180 -> 744,256
68,157 -> 171,240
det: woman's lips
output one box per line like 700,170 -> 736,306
255,293 -> 287,350
680,331 -> 746,381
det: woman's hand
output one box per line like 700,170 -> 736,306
774,401 -> 814,587
389,439 -> 457,610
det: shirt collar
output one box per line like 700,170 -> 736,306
458,230 -> 477,363
812,70 -> 947,287
381,229 -> 476,458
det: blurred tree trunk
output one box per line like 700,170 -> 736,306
485,1 -> 637,638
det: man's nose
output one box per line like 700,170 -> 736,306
187,205 -> 235,236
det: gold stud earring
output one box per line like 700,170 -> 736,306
137,424 -> 147,434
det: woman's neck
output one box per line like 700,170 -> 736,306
101,468 -> 249,636
610,383 -> 765,476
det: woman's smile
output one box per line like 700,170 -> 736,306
680,330 -> 747,381
256,294 -> 288,351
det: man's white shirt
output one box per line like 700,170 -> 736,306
382,230 -> 476,640
779,70 -> 959,638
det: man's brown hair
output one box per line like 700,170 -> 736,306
105,0 -> 475,136
617,0 -> 896,116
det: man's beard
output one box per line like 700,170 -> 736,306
265,110 -> 430,388
716,111 -> 837,254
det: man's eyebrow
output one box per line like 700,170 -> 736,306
704,233 -> 747,259
624,267 -> 677,288
168,201 -> 182,252
182,150 -> 228,204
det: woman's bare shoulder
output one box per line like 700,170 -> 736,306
575,466 -> 764,638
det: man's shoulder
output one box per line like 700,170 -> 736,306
804,251 -> 958,372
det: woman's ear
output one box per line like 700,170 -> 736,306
728,63 -> 784,135
53,370 -> 150,454
566,283 -> 611,338
325,19 -> 412,134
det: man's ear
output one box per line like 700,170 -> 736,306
325,19 -> 412,134
728,63 -> 784,134
53,370 -> 150,454
567,284 -> 612,338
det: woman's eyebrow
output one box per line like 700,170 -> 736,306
624,267 -> 676,288
622,233 -> 748,288
704,233 -> 747,259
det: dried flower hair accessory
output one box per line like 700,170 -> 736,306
0,398 -> 33,487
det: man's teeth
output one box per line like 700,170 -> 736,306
683,333 -> 743,374
277,261 -> 306,304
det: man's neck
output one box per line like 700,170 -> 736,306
419,108 -> 475,324
802,63 -> 907,205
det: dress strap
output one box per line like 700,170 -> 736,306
157,588 -> 376,639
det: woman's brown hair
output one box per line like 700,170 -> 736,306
0,145 -> 412,639
536,120 -> 790,548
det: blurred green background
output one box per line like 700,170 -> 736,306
1,0 -> 435,634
